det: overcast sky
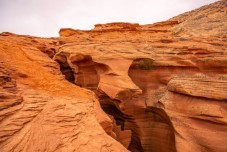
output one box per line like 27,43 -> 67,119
0,0 -> 219,37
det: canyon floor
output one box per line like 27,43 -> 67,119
0,1 -> 227,152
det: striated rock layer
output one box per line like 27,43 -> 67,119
0,1 -> 227,152
0,34 -> 128,152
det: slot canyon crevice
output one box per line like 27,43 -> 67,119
0,1 -> 227,151
55,54 -> 178,152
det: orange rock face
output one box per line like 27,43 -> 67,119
0,1 -> 227,152
0,33 -> 128,152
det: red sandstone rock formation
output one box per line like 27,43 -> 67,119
0,33 -> 127,152
0,1 -> 227,152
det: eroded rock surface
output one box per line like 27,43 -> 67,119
0,34 -> 127,152
0,1 -> 227,152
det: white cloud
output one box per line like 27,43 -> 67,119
0,0 -> 219,37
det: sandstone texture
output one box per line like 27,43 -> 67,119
0,33 -> 127,152
0,1 -> 227,152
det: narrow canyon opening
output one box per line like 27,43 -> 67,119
128,58 -> 177,152
55,55 -> 177,152
2,2 -> 227,151
58,60 -> 75,83
54,54 -> 75,83
97,89 -> 144,152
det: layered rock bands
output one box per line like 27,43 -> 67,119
0,1 -> 227,152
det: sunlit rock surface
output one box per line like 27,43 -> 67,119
0,1 -> 227,152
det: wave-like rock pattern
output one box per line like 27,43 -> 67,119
0,1 -> 227,152
0,36 -> 128,152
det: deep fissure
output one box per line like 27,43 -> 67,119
56,55 -> 177,152
58,60 -> 75,83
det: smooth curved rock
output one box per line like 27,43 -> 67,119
0,1 -> 227,152
0,36 -> 128,152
